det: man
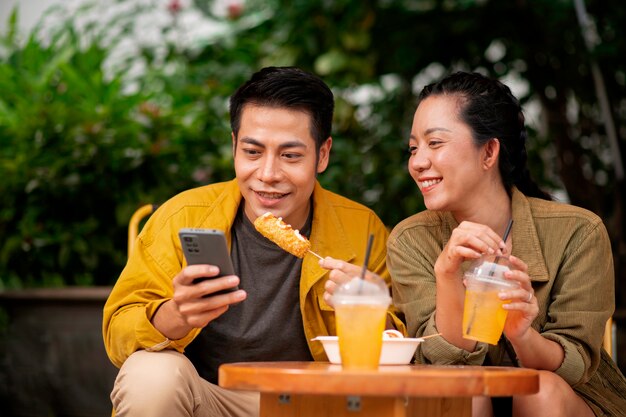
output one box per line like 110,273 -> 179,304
103,66 -> 403,416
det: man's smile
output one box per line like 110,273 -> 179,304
255,190 -> 289,199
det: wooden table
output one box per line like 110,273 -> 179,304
219,362 -> 539,417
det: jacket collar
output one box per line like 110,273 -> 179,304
442,187 -> 549,282
201,179 -> 242,248
510,187 -> 549,282
308,182 -> 357,263
301,182 -> 357,294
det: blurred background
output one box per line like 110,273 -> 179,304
0,0 -> 624,415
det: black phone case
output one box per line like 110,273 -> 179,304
179,228 -> 238,293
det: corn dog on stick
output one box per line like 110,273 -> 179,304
254,212 -> 312,258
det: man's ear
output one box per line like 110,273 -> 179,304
482,138 -> 500,170
316,137 -> 332,173
231,132 -> 237,158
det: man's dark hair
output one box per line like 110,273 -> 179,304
229,67 -> 334,150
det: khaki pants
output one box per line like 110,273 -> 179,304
111,350 -> 259,417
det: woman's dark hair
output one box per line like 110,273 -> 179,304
418,71 -> 551,200
229,66 -> 334,151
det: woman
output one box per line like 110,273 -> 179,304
386,71 -> 626,416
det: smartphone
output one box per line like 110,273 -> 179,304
178,228 -> 238,294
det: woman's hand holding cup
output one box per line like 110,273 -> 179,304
501,255 -> 539,342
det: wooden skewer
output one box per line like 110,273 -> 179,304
308,249 -> 324,260
420,333 -> 443,340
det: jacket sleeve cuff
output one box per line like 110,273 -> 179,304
135,299 -> 197,352
541,333 -> 585,385
387,309 -> 408,336
419,314 -> 488,365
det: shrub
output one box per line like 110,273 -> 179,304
0,4 -> 251,287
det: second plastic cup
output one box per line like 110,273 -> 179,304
462,255 -> 519,345
333,274 -> 391,370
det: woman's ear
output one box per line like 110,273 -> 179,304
482,138 -> 500,170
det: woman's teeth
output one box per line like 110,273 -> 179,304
421,179 -> 441,188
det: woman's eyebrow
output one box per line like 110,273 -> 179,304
424,127 -> 452,136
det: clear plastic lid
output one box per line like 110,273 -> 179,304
465,254 -> 519,288
468,254 -> 512,279
332,275 -> 391,306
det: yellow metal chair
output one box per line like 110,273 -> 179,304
112,204 -> 158,417
127,204 -> 158,257
604,317 -> 615,360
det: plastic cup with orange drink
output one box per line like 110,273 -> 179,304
332,273 -> 391,370
462,254 -> 519,345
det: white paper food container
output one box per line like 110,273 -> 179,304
312,336 -> 423,365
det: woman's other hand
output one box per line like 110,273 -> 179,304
435,220 -> 507,279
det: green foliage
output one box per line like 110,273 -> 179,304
0,4 -> 244,287
1,0 -> 624,290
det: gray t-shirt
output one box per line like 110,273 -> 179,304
185,204 -> 313,384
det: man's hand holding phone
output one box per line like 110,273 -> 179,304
171,264 -> 246,328
150,229 -> 246,340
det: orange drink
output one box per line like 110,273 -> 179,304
335,304 -> 387,370
462,287 -> 510,345
462,255 -> 518,345
332,274 -> 391,370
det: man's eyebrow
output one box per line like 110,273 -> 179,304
239,137 -> 307,149
278,141 -> 307,149
239,137 -> 264,147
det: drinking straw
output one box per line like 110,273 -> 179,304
357,234 -> 375,294
489,219 -> 514,275
360,234 -> 375,280
502,219 -> 514,251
